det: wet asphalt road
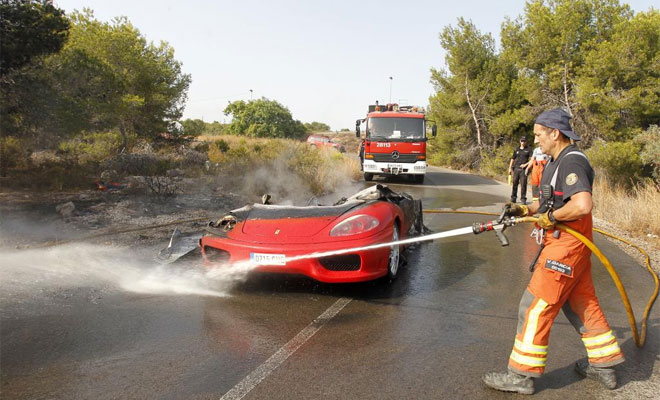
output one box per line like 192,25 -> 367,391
1,167 -> 658,399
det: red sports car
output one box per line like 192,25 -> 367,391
306,134 -> 346,153
200,185 -> 424,283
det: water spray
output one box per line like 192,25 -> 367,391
282,208 -> 515,264
281,225 -> 475,264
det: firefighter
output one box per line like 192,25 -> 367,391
527,147 -> 549,202
358,139 -> 365,171
483,108 -> 624,395
508,137 -> 532,204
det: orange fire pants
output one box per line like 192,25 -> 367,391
530,159 -> 546,187
508,215 -> 624,377
530,160 -> 546,201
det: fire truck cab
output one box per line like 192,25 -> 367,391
356,103 -> 436,183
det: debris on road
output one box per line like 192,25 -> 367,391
55,201 -> 75,219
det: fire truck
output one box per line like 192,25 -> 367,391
356,102 -> 436,183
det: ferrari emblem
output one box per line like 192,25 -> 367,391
566,173 -> 578,186
274,229 -> 280,235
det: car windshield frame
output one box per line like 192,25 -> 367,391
366,117 -> 426,140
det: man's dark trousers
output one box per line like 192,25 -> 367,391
511,167 -> 527,203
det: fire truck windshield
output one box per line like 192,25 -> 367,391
367,117 -> 425,140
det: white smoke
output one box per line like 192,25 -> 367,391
0,243 -> 257,301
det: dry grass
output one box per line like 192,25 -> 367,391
330,132 -> 362,154
293,146 -> 361,194
199,134 -> 361,196
592,177 -> 660,239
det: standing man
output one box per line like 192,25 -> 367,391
483,108 -> 624,395
509,137 -> 532,204
358,139 -> 365,171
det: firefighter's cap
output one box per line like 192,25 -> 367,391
535,108 -> 580,141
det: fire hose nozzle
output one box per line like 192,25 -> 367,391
472,221 -> 495,234
472,218 -> 516,246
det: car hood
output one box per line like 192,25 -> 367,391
240,202 -> 364,239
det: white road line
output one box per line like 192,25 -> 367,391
219,297 -> 353,400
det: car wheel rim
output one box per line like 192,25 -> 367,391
389,226 -> 399,276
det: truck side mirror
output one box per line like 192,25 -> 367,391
355,120 -> 361,137
432,124 -> 437,137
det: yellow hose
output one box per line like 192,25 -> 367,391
593,228 -> 659,348
423,209 -> 658,348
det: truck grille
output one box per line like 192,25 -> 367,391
373,153 -> 418,163
319,254 -> 361,271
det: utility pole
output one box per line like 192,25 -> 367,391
389,77 -> 393,103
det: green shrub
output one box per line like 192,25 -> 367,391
586,140 -> 643,184
0,136 -> 27,176
259,139 -> 287,161
480,145 -> 514,178
215,139 -> 229,153
635,125 -> 660,181
8,159 -> 91,190
57,131 -> 122,164
226,145 -> 251,163
427,130 -> 479,169
103,153 -> 174,176
193,142 -> 210,153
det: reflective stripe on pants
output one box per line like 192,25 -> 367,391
509,268 -> 624,377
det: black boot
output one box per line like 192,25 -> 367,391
575,360 -> 617,389
482,371 -> 534,395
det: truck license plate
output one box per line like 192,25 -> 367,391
387,164 -> 403,169
250,253 -> 286,265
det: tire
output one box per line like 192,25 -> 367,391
412,174 -> 425,184
412,199 -> 424,235
364,172 -> 374,181
386,223 -> 401,281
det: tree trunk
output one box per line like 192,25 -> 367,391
465,75 -> 482,147
563,63 -> 573,116
119,122 -> 127,152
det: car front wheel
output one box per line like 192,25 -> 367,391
364,172 -> 374,181
386,224 -> 401,280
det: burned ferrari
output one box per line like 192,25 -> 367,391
199,185 -> 424,283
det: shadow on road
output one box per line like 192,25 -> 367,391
616,318 -> 660,388
427,170 -> 501,186
362,170 -> 500,187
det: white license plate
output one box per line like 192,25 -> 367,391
250,253 -> 286,266
387,164 -> 403,169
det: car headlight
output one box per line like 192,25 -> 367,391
330,214 -> 380,237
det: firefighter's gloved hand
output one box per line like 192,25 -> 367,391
537,211 -> 556,230
503,202 -> 529,217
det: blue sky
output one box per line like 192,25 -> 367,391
54,0 -> 657,131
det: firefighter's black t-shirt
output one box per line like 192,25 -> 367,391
511,146 -> 532,169
540,144 -> 594,210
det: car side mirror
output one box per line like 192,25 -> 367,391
432,124 -> 437,137
355,120 -> 361,137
